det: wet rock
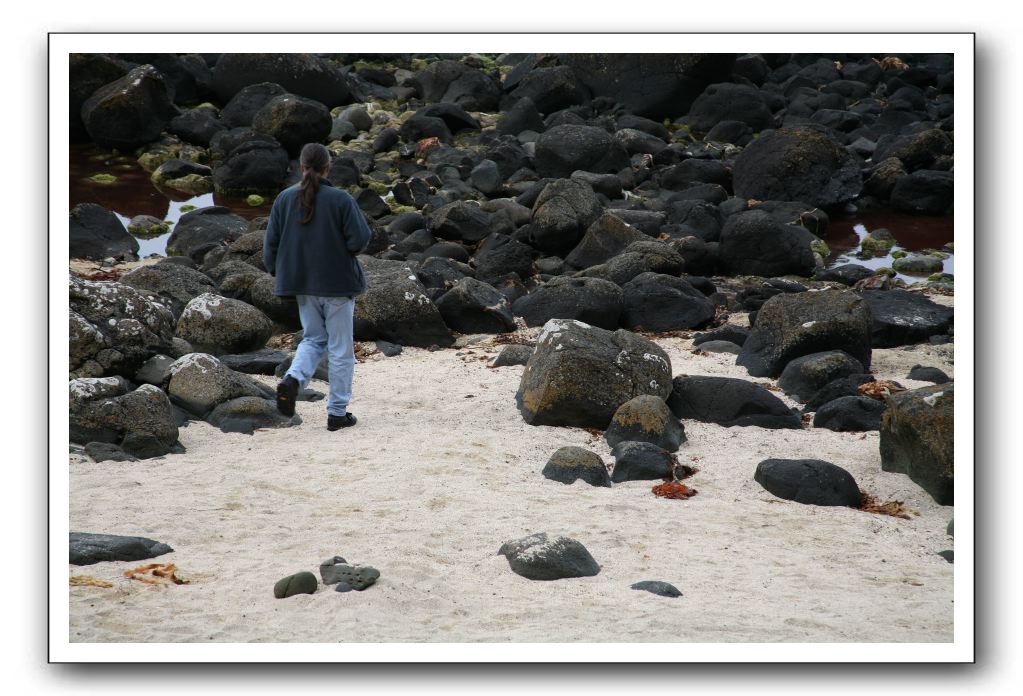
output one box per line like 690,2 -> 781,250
893,253 -> 944,275
814,264 -> 875,286
908,365 -> 950,384
512,276 -> 624,330
516,319 -> 672,429
880,383 -> 954,505
777,350 -> 865,403
213,53 -> 352,107
80,64 -> 178,150
70,532 -> 173,566
354,257 -> 454,348
667,375 -> 801,429
754,458 -> 861,507
542,446 -> 611,487
631,580 -> 682,598
813,395 -> 886,431
273,571 -> 318,599
621,273 -> 715,332
70,203 -> 139,262
498,532 -> 600,581
175,293 -> 273,356
859,289 -> 954,347
737,288 -> 873,377
605,395 -> 686,452
732,126 -> 863,209
69,276 -> 177,379
718,210 -> 816,277
436,277 -> 516,334
610,441 -> 674,482
206,396 -> 296,434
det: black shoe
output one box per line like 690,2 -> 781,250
327,413 -> 357,431
276,376 -> 299,417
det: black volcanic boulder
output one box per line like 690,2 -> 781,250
251,93 -> 332,157
175,293 -> 273,356
564,212 -> 649,270
69,276 -> 177,379
427,201 -> 492,244
858,289 -> 954,347
777,350 -> 865,403
80,64 -> 178,150
717,210 -> 817,277
166,206 -> 250,261
69,203 -> 139,261
410,59 -> 470,102
610,441 -> 676,482
70,53 -> 129,142
354,257 -> 454,348
416,102 -> 481,134
604,395 -> 686,452
908,365 -> 951,384
620,273 -> 715,332
168,106 -> 227,147
529,179 -> 603,255
219,81 -> 288,128
206,396 -> 297,435
212,53 -> 352,107
435,277 -> 516,334
473,235 -> 535,284
534,124 -> 630,178
512,276 -> 624,330
443,69 -> 502,111
891,170 -> 954,215
667,375 -> 801,429
516,319 -> 672,428
732,126 -> 863,209
693,324 -> 749,347
880,383 -> 954,505
813,395 -> 885,431
69,378 -> 179,454
754,458 -> 861,507
507,66 -> 588,115
736,289 -> 873,378
815,264 -> 874,286
873,128 -> 954,172
70,532 -> 173,566
119,261 -> 218,318
802,374 -> 875,413
560,53 -> 736,119
498,532 -> 600,581
497,95 -> 546,135
686,82 -> 775,135
542,446 -> 611,487
578,240 -> 685,286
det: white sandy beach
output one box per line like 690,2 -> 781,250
68,302 -> 955,643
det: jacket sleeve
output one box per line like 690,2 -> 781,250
262,197 -> 282,275
340,195 -> 373,254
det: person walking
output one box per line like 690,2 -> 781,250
263,142 -> 372,431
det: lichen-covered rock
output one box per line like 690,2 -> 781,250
166,352 -> 270,417
69,275 -> 177,379
736,289 -> 873,378
732,126 -> 863,209
175,293 -> 273,356
667,375 -> 801,429
604,395 -> 686,452
354,257 -> 454,348
69,203 -> 139,262
69,379 -> 178,455
498,532 -> 600,580
754,458 -> 862,507
80,64 -> 179,150
542,446 -> 611,487
119,261 -> 218,318
516,319 -> 672,428
880,383 -> 954,505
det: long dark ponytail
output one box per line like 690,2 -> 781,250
298,143 -> 331,224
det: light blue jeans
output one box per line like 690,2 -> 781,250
286,295 -> 356,417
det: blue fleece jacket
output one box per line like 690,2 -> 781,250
263,179 -> 373,297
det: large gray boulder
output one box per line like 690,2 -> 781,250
119,261 -> 218,318
777,350 -> 865,403
516,319 -> 672,428
69,275 -> 177,379
880,383 -> 954,505
354,257 -> 454,348
732,126 -> 863,209
175,293 -> 273,356
498,532 -> 600,580
736,289 -> 873,378
166,352 -> 271,417
69,378 -> 178,455
620,273 -> 715,332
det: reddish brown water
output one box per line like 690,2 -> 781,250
826,210 -> 955,283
